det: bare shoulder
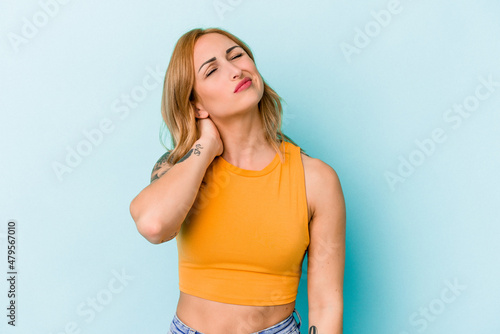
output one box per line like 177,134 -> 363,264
150,151 -> 173,183
300,152 -> 344,218
300,152 -> 340,185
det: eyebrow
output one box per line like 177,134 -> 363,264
197,45 -> 242,73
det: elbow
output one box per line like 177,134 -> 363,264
129,197 -> 164,245
137,219 -> 165,245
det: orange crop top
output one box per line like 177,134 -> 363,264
176,140 -> 310,306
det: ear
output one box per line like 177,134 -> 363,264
191,101 -> 209,119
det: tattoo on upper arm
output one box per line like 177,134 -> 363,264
151,169 -> 170,183
156,151 -> 172,168
150,144 -> 204,183
150,151 -> 172,183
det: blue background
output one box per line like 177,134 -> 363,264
1,0 -> 499,333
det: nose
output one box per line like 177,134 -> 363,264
227,61 -> 242,80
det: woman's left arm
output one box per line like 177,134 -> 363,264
306,160 -> 346,333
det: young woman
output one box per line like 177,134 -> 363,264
130,28 -> 345,334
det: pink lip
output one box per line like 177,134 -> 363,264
234,78 -> 252,93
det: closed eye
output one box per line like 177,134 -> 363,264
206,53 -> 244,77
206,68 -> 216,77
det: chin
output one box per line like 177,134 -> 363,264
240,94 -> 262,111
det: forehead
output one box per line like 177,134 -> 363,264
193,33 -> 238,65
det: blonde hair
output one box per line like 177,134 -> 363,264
159,27 -> 305,165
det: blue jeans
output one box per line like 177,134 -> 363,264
167,308 -> 302,334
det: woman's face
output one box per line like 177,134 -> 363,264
191,33 -> 264,118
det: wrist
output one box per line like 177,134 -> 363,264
196,137 -> 220,159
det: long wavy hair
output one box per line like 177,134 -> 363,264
159,27 -> 304,165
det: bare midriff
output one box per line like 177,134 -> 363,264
175,291 -> 296,334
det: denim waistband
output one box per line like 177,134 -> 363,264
169,308 -> 301,334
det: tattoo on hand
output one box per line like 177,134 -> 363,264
194,143 -> 203,156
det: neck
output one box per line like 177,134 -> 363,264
210,106 -> 275,167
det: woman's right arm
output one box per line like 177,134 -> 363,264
129,136 -> 220,244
